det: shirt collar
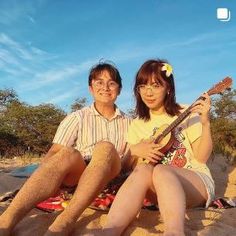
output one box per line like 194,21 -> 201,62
90,103 -> 122,119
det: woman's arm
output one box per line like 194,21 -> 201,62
191,93 -> 213,163
191,122 -> 213,163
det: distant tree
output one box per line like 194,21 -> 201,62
0,89 -> 66,157
0,88 -> 18,112
126,108 -> 136,118
71,97 -> 87,112
4,102 -> 66,154
28,104 -> 66,153
0,98 -> 26,157
211,89 -> 236,163
0,131 -> 22,157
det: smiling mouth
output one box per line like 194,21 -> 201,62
145,99 -> 155,103
100,93 -> 111,96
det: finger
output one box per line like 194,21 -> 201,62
191,104 -> 210,113
190,105 -> 203,113
192,101 -> 204,109
145,155 -> 158,163
151,145 -> 161,154
191,103 -> 210,111
200,94 -> 211,105
193,100 -> 206,107
149,153 -> 163,161
143,137 -> 153,142
153,150 -> 165,156
148,156 -> 159,163
152,142 -> 162,148
191,108 -> 207,115
145,138 -> 154,144
203,92 -> 210,100
199,99 -> 211,106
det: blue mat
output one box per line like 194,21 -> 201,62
9,164 -> 39,178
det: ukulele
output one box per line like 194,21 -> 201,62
141,77 -> 233,164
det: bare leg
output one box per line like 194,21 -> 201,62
45,141 -> 121,236
102,164 -> 154,236
0,147 -> 86,236
152,165 -> 208,236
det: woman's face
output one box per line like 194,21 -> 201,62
89,70 -> 120,106
138,77 -> 168,112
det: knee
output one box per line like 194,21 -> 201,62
93,141 -> 118,163
91,141 -> 120,166
91,141 -> 121,175
43,147 -> 81,168
153,165 -> 175,181
94,141 -> 115,153
132,163 -> 153,180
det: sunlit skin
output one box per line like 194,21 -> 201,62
0,68 -> 124,236
128,77 -> 168,163
89,70 -> 120,119
139,77 -> 168,114
101,68 -> 213,236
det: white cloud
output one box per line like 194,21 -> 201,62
27,15 -> 35,24
0,33 -> 54,78
20,59 -> 98,91
0,48 -> 20,65
0,0 -> 42,25
0,33 -> 49,61
47,87 -> 81,104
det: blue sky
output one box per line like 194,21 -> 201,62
0,0 -> 235,113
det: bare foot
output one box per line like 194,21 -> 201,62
44,230 -> 68,236
164,231 -> 185,236
0,216 -> 12,236
44,219 -> 75,236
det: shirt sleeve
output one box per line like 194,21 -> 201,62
185,113 -> 202,144
53,111 -> 82,147
127,120 -> 141,145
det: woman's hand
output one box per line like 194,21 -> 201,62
130,138 -> 164,163
191,93 -> 211,126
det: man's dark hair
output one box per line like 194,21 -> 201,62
88,62 -> 122,89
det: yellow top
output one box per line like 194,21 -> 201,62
127,106 -> 212,177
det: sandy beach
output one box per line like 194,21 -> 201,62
0,155 -> 236,236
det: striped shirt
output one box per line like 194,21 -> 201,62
53,103 -> 131,160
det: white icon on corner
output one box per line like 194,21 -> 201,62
217,8 -> 231,22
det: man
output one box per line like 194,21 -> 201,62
0,62 -> 131,236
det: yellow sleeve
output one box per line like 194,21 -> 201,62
185,113 -> 202,144
127,120 -> 141,145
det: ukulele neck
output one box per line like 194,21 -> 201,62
154,96 -> 204,144
153,76 -> 233,144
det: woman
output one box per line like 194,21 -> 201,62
102,59 -> 215,236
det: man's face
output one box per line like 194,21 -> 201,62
89,70 -> 120,105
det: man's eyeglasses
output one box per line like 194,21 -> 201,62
137,83 -> 162,93
92,80 -> 119,90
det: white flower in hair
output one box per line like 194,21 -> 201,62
161,63 -> 173,77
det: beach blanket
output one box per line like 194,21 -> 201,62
2,163 -> 235,213
1,187 -> 235,213
9,164 -> 39,178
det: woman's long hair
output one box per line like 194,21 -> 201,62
134,59 -> 182,120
